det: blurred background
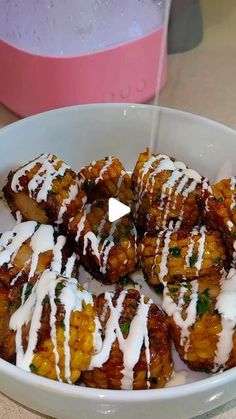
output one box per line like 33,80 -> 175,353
160,0 -> 236,129
1,0 -> 236,128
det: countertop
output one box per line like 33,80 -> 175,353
1,0 -> 236,417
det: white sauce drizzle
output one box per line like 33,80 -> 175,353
0,221 -> 76,282
63,253 -> 77,278
100,221 -> 119,274
51,236 -> 66,274
10,259 -> 31,286
75,204 -> 92,242
49,283 -> 61,381
21,282 -> 28,305
116,171 -> 126,194
136,154 -> 202,230
175,175 -> 189,196
10,271 -> 93,382
93,317 -> 103,354
185,228 -> 199,268
194,226 -> 206,273
89,291 -> 126,369
151,234 -> 163,278
83,232 -> 100,260
95,156 -> 114,185
227,220 -> 234,232
149,158 -> 176,195
182,180 -> 198,197
162,280 -> 199,353
81,205 -> 135,275
28,225 -> 55,279
100,241 -> 114,274
11,153 -> 70,203
214,317 -> 235,369
0,221 -> 37,266
16,211 -> 23,224
97,213 -> 107,235
56,182 -> 79,225
89,291 -> 152,390
159,224 -> 173,285
163,170 -> 183,190
119,295 -> 151,390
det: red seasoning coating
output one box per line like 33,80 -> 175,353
132,150 -> 207,233
82,288 -> 173,389
3,153 -> 86,228
69,200 -> 137,284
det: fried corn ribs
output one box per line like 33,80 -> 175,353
163,269 -> 236,372
78,156 -> 133,205
0,221 -> 78,294
132,150 -> 207,233
69,200 -> 137,284
8,271 -> 98,383
82,288 -> 173,390
3,153 -> 86,227
140,226 -> 226,286
0,287 -> 10,356
204,177 -> 236,258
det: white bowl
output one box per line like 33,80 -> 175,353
0,104 -> 236,419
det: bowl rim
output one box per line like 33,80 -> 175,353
1,356 -> 236,402
1,102 -> 236,138
1,102 -> 236,402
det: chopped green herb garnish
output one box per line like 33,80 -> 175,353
233,232 -> 236,240
118,275 -> 137,288
126,224 -> 133,236
184,294 -> 191,303
84,180 -> 95,192
155,191 -> 162,202
169,286 -> 179,294
24,283 -> 33,297
216,196 -> 224,202
100,235 -> 108,243
151,377 -> 158,385
56,282 -> 65,291
60,320 -> 65,330
47,189 -> 55,197
214,257 -> 222,266
54,297 -> 61,305
169,247 -> 181,257
197,288 -> 211,317
113,237 -> 120,246
120,322 -> 130,335
42,295 -> 50,305
117,275 -> 139,288
183,283 -> 191,290
30,364 -> 38,374
189,253 -> 197,268
153,284 -> 164,294
119,225 -> 126,235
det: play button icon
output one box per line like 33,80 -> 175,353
108,198 -> 131,222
